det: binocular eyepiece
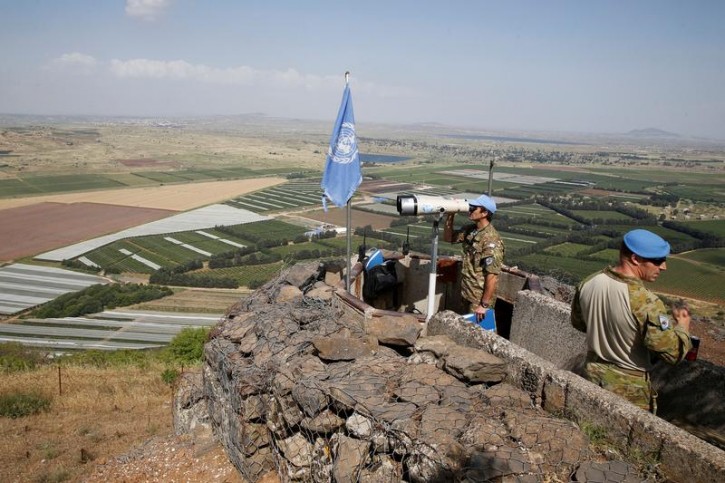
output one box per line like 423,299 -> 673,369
396,194 -> 471,216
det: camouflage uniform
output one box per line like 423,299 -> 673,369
452,223 -> 505,310
571,267 -> 692,412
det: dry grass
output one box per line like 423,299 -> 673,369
0,363 -> 174,483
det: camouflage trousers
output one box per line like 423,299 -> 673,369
584,362 -> 657,414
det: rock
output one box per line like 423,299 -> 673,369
442,344 -> 507,384
394,380 -> 440,406
172,370 -> 211,437
300,409 -> 345,433
292,384 -> 328,417
366,314 -> 422,346
276,284 -> 303,303
282,262 -> 320,289
278,433 -> 313,469
359,454 -> 402,482
312,336 -> 378,361
414,334 -> 455,357
306,284 -> 334,301
332,435 -> 370,483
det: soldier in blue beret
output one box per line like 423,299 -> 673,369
444,194 -> 505,326
571,229 -> 692,413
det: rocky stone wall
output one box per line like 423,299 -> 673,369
508,289 -> 725,449
428,309 -> 725,483
197,263 -> 678,482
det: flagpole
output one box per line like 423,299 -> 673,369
344,71 -> 352,292
321,70 -> 360,293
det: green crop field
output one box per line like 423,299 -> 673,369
23,174 -> 124,193
571,210 -> 633,222
0,178 -> 41,196
545,242 -> 590,256
511,253 -> 608,282
500,204 -> 554,217
222,219 -> 308,242
605,225 -> 699,245
678,220 -> 725,237
511,223 -> 572,236
199,262 -> 285,287
652,257 -> 724,304
588,248 -> 619,263
103,173 -> 158,187
268,241 -> 337,257
676,248 -> 725,266
133,171 -> 190,183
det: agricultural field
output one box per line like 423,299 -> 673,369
511,253 -> 609,283
1,118 -> 723,313
677,247 -> 725,266
128,287 -> 249,313
196,262 -> 285,287
544,242 -> 591,257
0,202 -> 175,262
226,180 -> 323,213
678,220 -> 725,237
80,219 -> 306,273
588,248 -> 620,263
570,210 -> 634,222
652,257 -> 724,304
605,224 -> 700,245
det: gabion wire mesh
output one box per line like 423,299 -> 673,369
204,283 -> 644,483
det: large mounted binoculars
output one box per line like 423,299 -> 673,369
396,194 -> 470,216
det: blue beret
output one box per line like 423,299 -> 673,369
623,229 -> 670,258
469,194 -> 497,213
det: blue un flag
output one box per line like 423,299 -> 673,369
321,84 -> 362,208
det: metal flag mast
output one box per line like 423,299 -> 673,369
344,71 -> 352,292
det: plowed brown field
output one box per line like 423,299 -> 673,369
0,177 -> 287,261
0,202 -> 175,261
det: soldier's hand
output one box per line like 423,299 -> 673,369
672,305 -> 691,332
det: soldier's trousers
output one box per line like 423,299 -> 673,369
584,362 -> 657,414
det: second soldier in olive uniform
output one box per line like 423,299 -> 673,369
444,194 -> 505,325
571,229 -> 692,413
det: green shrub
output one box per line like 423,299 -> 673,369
161,368 -> 180,386
0,391 -> 52,418
59,349 -> 157,368
0,342 -> 44,373
164,328 -> 210,364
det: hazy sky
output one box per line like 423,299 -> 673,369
1,1 -> 724,139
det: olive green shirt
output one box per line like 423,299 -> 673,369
571,267 -> 691,372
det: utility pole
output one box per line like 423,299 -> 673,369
487,157 -> 496,196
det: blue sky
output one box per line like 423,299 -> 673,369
1,0 -> 723,139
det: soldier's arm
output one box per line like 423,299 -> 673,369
480,273 -> 498,307
443,214 -> 458,243
570,286 -> 587,333
632,288 -> 692,364
480,239 -> 503,306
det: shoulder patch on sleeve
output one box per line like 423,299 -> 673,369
658,314 -> 670,330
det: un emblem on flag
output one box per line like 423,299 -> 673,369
330,122 -> 358,164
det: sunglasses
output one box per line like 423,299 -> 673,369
468,206 -> 479,213
641,256 -> 667,266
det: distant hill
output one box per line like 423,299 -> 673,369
625,128 -> 681,138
